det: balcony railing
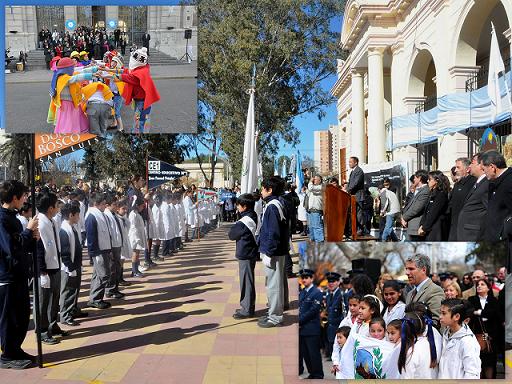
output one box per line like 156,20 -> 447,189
414,94 -> 437,113
465,56 -> 511,92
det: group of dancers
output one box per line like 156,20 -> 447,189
47,46 -> 160,135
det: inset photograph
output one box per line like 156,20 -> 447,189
298,241 -> 508,380
4,4 -> 197,134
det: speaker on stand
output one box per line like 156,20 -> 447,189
180,29 -> 193,63
351,258 -> 382,286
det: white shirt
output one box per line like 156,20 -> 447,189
400,336 -> 438,379
383,301 -> 406,325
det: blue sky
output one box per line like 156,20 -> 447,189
262,15 -> 344,161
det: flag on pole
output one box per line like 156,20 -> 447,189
296,150 -> 304,191
288,154 -> 296,182
488,22 -> 507,123
241,67 -> 258,194
281,158 -> 287,178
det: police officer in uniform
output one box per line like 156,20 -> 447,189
298,269 -> 324,379
325,271 -> 343,359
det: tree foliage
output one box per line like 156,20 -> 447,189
198,0 -> 343,178
80,134 -> 189,185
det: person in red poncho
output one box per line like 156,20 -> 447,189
106,47 -> 160,133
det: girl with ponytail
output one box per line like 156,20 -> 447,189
397,302 -> 439,378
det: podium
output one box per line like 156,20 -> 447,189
323,184 -> 357,242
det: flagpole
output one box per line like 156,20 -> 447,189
31,134 -> 43,368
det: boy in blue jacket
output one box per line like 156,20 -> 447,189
0,181 -> 38,369
258,176 -> 290,328
228,193 -> 258,320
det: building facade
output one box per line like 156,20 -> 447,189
5,5 -> 197,60
314,130 -> 332,176
177,162 -> 227,189
331,0 -> 512,175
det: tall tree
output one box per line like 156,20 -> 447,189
198,0 -> 344,179
0,134 -> 35,184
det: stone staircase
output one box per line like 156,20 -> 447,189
22,47 -> 181,70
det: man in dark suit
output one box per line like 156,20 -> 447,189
142,33 -> 151,55
404,254 -> 445,326
347,156 -> 365,235
299,269 -> 324,379
401,170 -> 429,241
481,151 -> 512,243
457,153 -> 488,241
448,157 -> 476,240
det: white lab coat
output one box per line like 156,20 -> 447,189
128,210 -> 147,251
152,203 -> 165,240
438,325 -> 481,379
382,301 -> 406,325
183,196 -> 196,227
160,201 -> 174,240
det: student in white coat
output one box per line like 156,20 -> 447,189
183,189 -> 196,242
128,197 -> 147,277
160,192 -> 173,257
397,309 -> 439,379
175,193 -> 186,249
151,193 -> 165,262
144,194 -> 157,268
36,191 -> 66,345
438,298 -> 481,379
170,194 -> 182,251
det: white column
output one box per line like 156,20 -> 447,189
350,69 -> 365,163
367,47 -> 386,164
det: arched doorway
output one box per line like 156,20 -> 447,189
454,0 -> 511,158
408,48 -> 438,171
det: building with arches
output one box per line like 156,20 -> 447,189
5,5 -> 197,61
331,0 -> 511,178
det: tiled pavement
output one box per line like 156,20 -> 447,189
0,224 -> 304,384
0,223 -> 510,383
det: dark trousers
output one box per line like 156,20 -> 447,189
0,280 -> 30,360
60,271 -> 80,322
299,334 -> 324,379
106,247 -> 121,294
38,270 -> 61,338
238,259 -> 256,315
162,239 -> 170,256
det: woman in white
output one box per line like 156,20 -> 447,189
128,198 -> 147,277
297,186 -> 308,236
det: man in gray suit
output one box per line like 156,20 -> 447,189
401,170 -> 429,241
404,254 -> 445,326
457,153 -> 488,241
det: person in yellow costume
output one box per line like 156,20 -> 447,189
48,57 -> 99,134
81,79 -> 115,137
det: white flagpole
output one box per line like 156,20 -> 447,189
241,65 -> 258,194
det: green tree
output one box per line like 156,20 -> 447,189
80,134 -> 189,186
198,0 -> 344,178
0,134 -> 35,184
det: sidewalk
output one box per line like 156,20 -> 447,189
5,62 -> 197,84
0,223 -> 306,384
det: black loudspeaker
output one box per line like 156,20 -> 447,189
352,258 -> 382,285
184,29 -> 192,39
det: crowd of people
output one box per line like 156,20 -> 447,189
0,177 -> 220,369
40,26 -> 132,69
299,254 -> 508,379
302,150 -> 512,243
